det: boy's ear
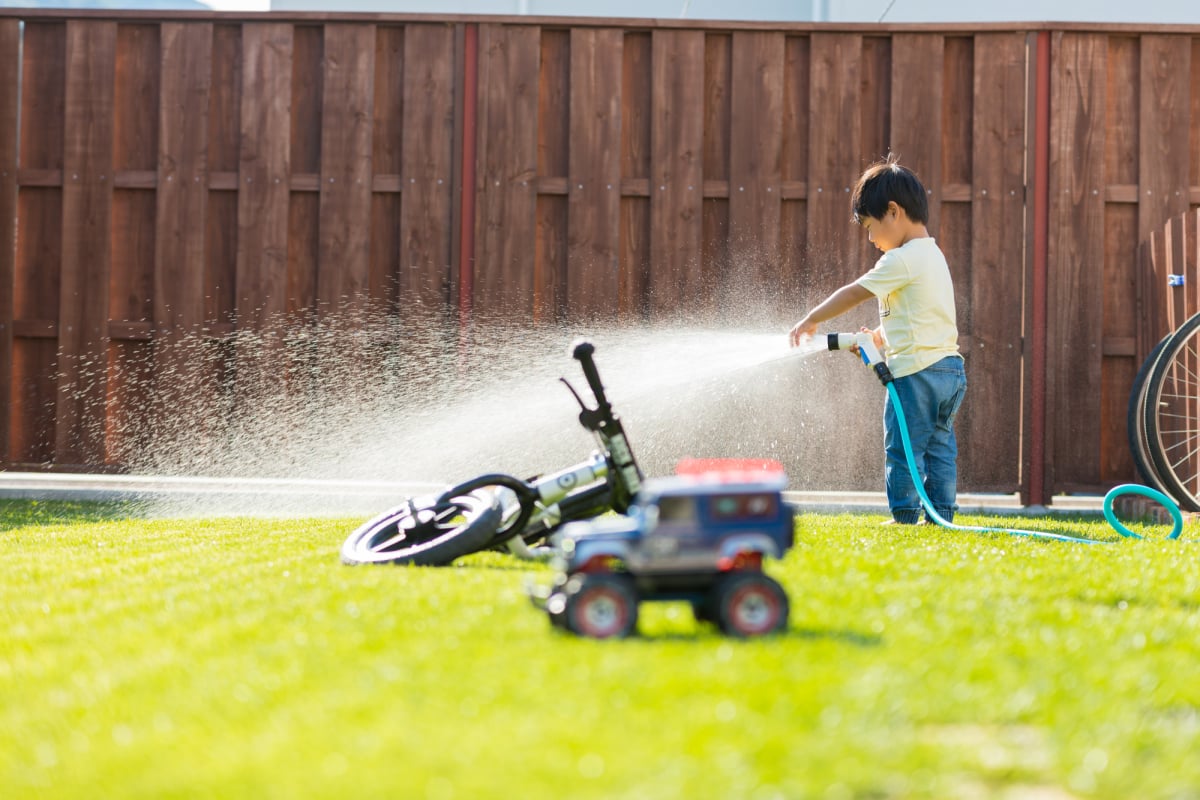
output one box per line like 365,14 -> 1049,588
887,200 -> 905,221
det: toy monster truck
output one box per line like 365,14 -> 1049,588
535,460 -> 795,638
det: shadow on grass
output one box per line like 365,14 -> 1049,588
608,626 -> 883,645
0,499 -> 138,532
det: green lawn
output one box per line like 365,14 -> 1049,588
3,500 -> 1200,799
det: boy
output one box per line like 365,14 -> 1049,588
789,156 -> 966,524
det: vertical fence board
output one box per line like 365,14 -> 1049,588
156,22 -> 211,336
56,20 -> 116,465
780,34 -> 809,299
807,34 -> 864,304
648,29 -> 705,314
567,28 -> 622,317
891,34 -> 943,230
963,33 -> 1027,491
1048,32 -> 1107,490
729,31 -> 783,297
1192,38 -> 1200,194
400,23 -> 455,308
700,33 -> 729,316
13,22 -> 65,464
1139,35 -> 1192,241
236,23 -> 292,328
206,24 -> 240,330
369,26 -> 402,307
619,31 -> 650,317
473,23 -> 539,315
536,28 -> 568,322
317,23 -> 375,312
0,20 -> 17,463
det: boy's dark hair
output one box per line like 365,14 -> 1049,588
850,154 -> 929,225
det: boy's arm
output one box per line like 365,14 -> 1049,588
789,282 -> 875,346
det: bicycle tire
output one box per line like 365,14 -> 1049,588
1126,333 -> 1173,494
341,488 -> 502,566
1142,311 -> 1200,512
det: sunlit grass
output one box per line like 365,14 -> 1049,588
3,501 -> 1200,798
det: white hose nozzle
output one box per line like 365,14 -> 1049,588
827,332 -> 893,384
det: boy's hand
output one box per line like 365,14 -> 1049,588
789,319 -> 816,347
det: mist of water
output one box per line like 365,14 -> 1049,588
78,306 -> 887,516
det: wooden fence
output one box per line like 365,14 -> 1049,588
0,11 -> 1198,502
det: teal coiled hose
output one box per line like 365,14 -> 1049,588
887,380 -> 1185,542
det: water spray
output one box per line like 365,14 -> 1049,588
823,331 -> 1186,542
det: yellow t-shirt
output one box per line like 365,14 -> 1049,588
855,237 -> 960,379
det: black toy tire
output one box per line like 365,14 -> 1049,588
711,572 -> 789,637
563,573 -> 639,639
341,489 -> 502,566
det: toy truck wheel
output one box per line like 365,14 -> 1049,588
563,573 -> 639,639
711,572 -> 789,637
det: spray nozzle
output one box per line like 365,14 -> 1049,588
827,332 -> 894,385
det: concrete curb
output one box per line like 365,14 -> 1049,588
0,471 -> 1107,518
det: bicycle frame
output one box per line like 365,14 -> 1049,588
443,339 -> 644,558
342,338 -> 646,567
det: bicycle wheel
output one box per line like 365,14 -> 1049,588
1127,332 -> 1173,493
1142,311 -> 1200,512
341,489 -> 502,566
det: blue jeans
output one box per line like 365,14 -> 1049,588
883,356 -> 966,524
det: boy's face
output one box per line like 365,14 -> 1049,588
860,202 -> 904,252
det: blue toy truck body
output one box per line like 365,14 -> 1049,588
539,470 -> 795,638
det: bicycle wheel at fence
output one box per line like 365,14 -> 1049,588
341,489 -> 502,566
1127,332 -> 1174,494
1142,311 -> 1200,512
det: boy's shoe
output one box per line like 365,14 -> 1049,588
880,518 -> 929,526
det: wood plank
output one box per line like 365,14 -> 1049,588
13,20 -> 66,458
963,33 -> 1029,491
647,29 -> 705,315
0,20 -> 17,462
700,32 -> 729,318
290,25 -> 322,176
1047,32 -> 1107,491
288,192 -> 319,315
1102,198 -> 1139,482
110,23 -> 160,462
57,20 -> 117,466
0,19 -> 16,464
20,22 -> 66,171
779,34 -> 809,298
370,25 -> 403,306
1193,39 -> 1200,191
1138,35 -> 1192,241
155,22 -> 212,335
316,23 -> 375,312
113,23 -> 159,172
619,31 -> 651,317
236,22 -> 293,329
567,27 -> 622,317
534,28 -> 568,323
728,31 -> 784,299
109,189 -> 155,324
208,24 -> 241,173
859,35 -> 890,167
472,23 -> 540,316
805,33 -> 865,313
399,22 -> 455,308
891,34 -> 944,232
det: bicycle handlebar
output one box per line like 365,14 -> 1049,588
571,339 -> 613,420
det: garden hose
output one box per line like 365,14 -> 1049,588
825,331 -> 1185,543
888,381 -> 1184,542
